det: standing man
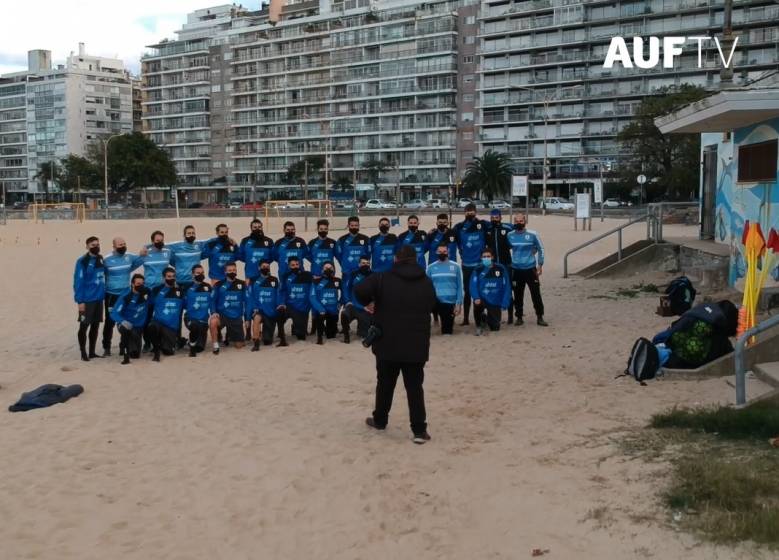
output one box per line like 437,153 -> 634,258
340,255 -> 373,343
247,260 -> 287,350
141,230 -> 173,290
369,217 -> 397,273
209,261 -> 247,354
310,261 -> 342,345
453,203 -> 489,326
205,224 -> 239,284
428,213 -> 458,265
274,221 -> 308,279
73,236 -> 106,361
183,264 -> 212,357
486,208 -> 514,324
307,219 -> 337,278
238,219 -> 274,284
426,244 -> 463,335
146,267 -> 185,362
396,214 -> 429,269
109,273 -> 150,365
355,245 -> 437,444
279,256 -> 313,341
102,237 -> 144,356
169,225 -> 205,291
470,248 -> 511,335
336,216 -> 371,279
508,213 -> 548,327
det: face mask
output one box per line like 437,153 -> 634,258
437,224 -> 447,232
323,269 -> 334,277
116,246 -> 127,256
153,241 -> 164,250
260,268 -> 270,276
437,253 -> 447,262
226,272 -> 237,280
285,231 -> 294,239
348,227 -> 359,235
251,230 -> 263,239
133,284 -> 144,292
491,220 -> 501,227
185,236 -> 196,244
481,257 -> 493,268
318,231 -> 328,238
515,223 -> 526,231
165,278 -> 176,286
359,265 -> 370,274
466,214 -> 475,221
379,225 -> 389,234
194,273 -> 205,283
89,246 -> 100,255
408,225 -> 418,233
218,234 -> 229,242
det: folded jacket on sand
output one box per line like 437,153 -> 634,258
8,384 -> 84,412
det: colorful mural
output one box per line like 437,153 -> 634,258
704,117 -> 779,287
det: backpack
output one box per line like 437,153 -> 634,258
665,276 -> 696,315
622,337 -> 660,384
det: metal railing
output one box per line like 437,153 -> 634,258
734,314 -> 779,406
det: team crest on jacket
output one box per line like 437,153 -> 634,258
359,239 -> 364,245
449,236 -> 455,243
237,284 -> 242,290
501,230 -> 507,236
476,223 -> 482,229
495,270 -> 501,277
270,280 -> 276,287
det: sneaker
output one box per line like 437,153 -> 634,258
412,432 -> 431,445
475,326 -> 483,336
365,417 -> 386,430
212,343 -> 220,355
188,346 -> 197,358
516,317 -> 524,326
102,348 -> 112,357
251,340 -> 260,352
537,317 -> 549,327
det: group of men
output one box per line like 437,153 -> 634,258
72,204 -> 546,363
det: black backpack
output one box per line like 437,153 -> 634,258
621,337 -> 660,384
665,276 -> 696,315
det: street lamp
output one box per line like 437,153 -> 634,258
102,134 -> 122,219
510,85 -> 555,216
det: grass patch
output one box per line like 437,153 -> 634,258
632,282 -> 660,293
642,401 -> 779,547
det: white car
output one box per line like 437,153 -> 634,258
363,199 -> 385,209
457,198 -> 474,208
543,197 -> 575,211
603,198 -> 622,208
428,198 -> 449,209
489,199 -> 511,209
381,201 -> 398,209
403,199 -> 428,209
228,201 -> 242,209
278,202 -> 314,209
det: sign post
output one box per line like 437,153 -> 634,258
637,173 -> 647,205
593,177 -> 603,222
512,175 -> 529,224
575,191 -> 591,231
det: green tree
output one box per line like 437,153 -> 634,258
462,150 -> 513,200
89,132 -> 177,193
33,161 -> 61,201
59,154 -> 101,193
285,155 -> 324,185
362,159 -> 393,190
617,84 -> 708,201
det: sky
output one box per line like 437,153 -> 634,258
0,1 -> 259,77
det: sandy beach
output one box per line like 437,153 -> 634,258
0,213 -> 766,559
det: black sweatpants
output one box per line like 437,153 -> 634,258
102,293 -> 120,350
474,301 -> 502,331
185,318 -> 209,352
146,321 -> 177,355
512,268 -> 544,319
435,301 -> 455,335
341,304 -> 371,337
287,309 -> 308,340
462,266 -> 476,323
259,314 -> 282,345
373,359 -> 427,435
314,313 -> 338,339
118,324 -> 143,358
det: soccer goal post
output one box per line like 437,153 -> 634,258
31,203 -> 86,223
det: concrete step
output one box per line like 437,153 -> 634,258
753,361 -> 779,389
726,372 -> 776,404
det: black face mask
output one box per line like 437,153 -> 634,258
437,253 -> 447,262
218,234 -> 229,242
437,224 -> 447,232
515,224 -> 526,231
408,225 -> 418,233
359,265 -> 370,274
379,225 -> 389,234
153,241 -> 164,250
194,274 -> 205,283
185,236 -> 196,244
134,285 -> 146,294
466,214 -> 475,221
348,228 -> 359,235
323,269 -> 334,277
289,267 -> 299,274
226,272 -> 237,280
260,268 -> 270,276
116,246 -> 127,255
165,278 -> 176,286
251,230 -> 263,239
318,231 -> 328,238
89,246 -> 100,255
285,232 -> 295,239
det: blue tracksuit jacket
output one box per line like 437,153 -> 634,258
238,234 -> 274,281
282,270 -> 313,313
342,268 -> 372,311
247,274 -> 282,320
369,233 -> 397,273
168,241 -> 206,286
274,236 -> 308,278
184,282 -> 213,324
109,288 -> 150,328
454,218 -> 489,268
149,285 -> 185,331
427,228 -> 458,265
307,236 -> 337,277
310,276 -> 342,315
426,260 -> 464,305
469,263 -> 511,309
507,228 -> 545,270
396,229 -> 429,268
204,237 -> 239,282
104,252 -> 144,295
73,254 -> 106,303
141,246 -> 173,288
212,278 -> 247,320
336,232 -> 371,277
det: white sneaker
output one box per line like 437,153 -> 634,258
475,326 -> 483,336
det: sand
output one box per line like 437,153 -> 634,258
0,213 -> 767,559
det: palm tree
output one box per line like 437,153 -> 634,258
462,150 -> 513,201
33,161 -> 61,203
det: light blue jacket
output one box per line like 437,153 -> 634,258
507,228 -> 544,270
426,260 -> 463,305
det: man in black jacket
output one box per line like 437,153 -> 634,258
354,245 -> 437,444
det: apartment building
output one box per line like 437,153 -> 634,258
0,45 -> 134,197
476,0 -> 779,194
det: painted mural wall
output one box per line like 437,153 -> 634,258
704,117 -> 779,287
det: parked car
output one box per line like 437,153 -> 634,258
381,201 -> 398,209
363,199 -> 385,209
402,199 -> 428,209
203,202 -> 226,209
278,202 -> 314,209
489,199 -> 511,209
457,198 -> 474,208
241,202 -> 264,210
543,197 -> 575,211
334,202 -> 356,210
12,201 -> 29,210
428,198 -> 449,209
187,202 -> 205,209
603,198 -> 622,208
228,201 -> 242,209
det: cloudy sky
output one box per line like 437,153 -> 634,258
0,1 -> 259,76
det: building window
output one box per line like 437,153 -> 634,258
463,94 -> 474,103
211,85 -> 221,93
464,36 -> 475,45
463,74 -> 474,84
461,112 -> 473,122
463,55 -> 474,64
465,16 -> 476,24
738,139 -> 777,182
463,131 -> 473,140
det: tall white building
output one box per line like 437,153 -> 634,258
0,45 -> 134,198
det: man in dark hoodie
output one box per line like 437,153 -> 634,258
354,245 -> 437,444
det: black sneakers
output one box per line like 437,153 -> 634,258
365,417 -> 385,430
413,432 -> 432,445
537,317 -> 549,327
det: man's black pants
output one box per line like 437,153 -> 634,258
474,301 -> 502,331
373,359 -> 427,435
512,268 -> 544,319
341,304 -> 371,337
314,313 -> 338,339
146,321 -> 177,355
462,266 -> 476,323
185,317 -> 209,352
435,301 -> 455,335
118,325 -> 143,358
102,293 -> 120,350
259,314 -> 282,345
287,309 -> 308,340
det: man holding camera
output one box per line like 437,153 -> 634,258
354,245 -> 437,445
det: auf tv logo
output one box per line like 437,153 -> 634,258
603,36 -> 739,69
